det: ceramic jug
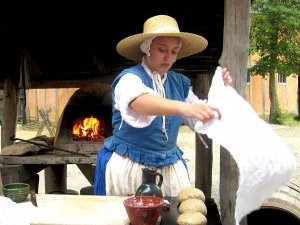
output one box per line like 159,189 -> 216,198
135,168 -> 163,198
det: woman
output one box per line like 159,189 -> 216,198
94,15 -> 232,197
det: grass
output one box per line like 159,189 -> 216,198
262,112 -> 300,126
278,113 -> 300,126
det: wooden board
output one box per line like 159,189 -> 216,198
17,194 -> 130,225
0,154 -> 97,164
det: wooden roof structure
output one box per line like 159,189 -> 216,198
0,1 -> 224,88
0,1 -> 251,225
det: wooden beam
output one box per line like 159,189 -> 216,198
22,77 -> 114,89
1,79 -> 17,148
193,73 -> 213,198
218,0 -> 251,225
0,154 -> 97,164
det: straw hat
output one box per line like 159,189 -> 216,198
116,15 -> 208,62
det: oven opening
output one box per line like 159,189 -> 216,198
54,83 -> 112,155
72,116 -> 108,141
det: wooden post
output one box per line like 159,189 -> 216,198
1,79 -> 18,148
0,170 -> 2,195
218,0 -> 251,225
44,165 -> 67,194
193,72 -> 213,198
77,164 -> 95,184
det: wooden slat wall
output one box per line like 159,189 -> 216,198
27,88 -> 78,125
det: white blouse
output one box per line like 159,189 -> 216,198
114,61 -> 206,130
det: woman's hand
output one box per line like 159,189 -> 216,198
181,103 -> 221,124
221,67 -> 232,85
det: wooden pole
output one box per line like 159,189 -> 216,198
1,79 -> 18,148
218,0 -> 251,224
193,73 -> 213,198
44,165 -> 67,194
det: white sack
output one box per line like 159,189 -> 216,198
195,66 -> 296,225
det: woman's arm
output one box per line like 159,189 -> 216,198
130,93 -> 220,123
118,67 -> 231,125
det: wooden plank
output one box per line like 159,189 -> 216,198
17,194 -> 130,225
0,154 -> 97,164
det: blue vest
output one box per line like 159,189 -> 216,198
104,64 -> 191,168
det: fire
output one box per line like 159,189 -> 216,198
72,116 -> 107,141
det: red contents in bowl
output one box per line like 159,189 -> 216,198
123,196 -> 164,225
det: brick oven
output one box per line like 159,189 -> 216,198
54,83 -> 112,155
40,83 -> 113,194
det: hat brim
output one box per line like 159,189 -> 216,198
116,32 -> 208,62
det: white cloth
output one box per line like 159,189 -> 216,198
140,37 -> 156,56
0,196 -> 30,225
195,66 -> 296,224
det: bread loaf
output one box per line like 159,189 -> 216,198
178,198 -> 207,215
177,187 -> 205,204
177,211 -> 207,225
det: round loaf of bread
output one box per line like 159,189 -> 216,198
177,211 -> 207,225
178,199 -> 207,215
177,187 -> 205,204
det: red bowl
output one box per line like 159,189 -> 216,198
123,196 -> 164,225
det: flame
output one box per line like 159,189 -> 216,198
72,116 -> 107,141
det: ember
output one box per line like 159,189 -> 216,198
72,116 -> 108,141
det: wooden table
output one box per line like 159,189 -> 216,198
13,194 -> 222,225
0,153 -> 97,193
17,194 -> 130,225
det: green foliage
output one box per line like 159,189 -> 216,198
250,0 -> 300,124
250,0 -> 300,77
275,111 -> 300,126
262,111 -> 300,126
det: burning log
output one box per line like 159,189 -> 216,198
72,116 -> 108,141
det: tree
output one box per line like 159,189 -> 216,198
249,0 -> 300,123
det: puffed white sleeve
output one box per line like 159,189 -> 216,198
114,73 -> 159,128
182,89 -> 207,130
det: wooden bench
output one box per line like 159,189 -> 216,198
0,151 -> 96,194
